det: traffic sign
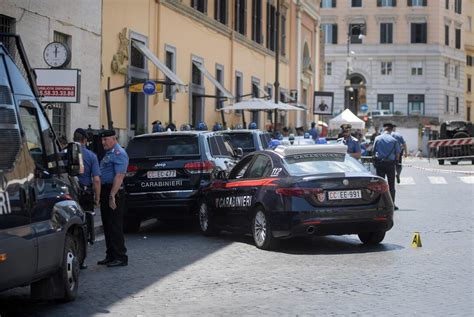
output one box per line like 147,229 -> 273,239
360,104 -> 368,113
143,80 -> 156,95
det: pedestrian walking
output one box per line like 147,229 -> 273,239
98,129 -> 129,267
337,124 -> 361,159
308,122 -> 319,142
372,123 -> 401,210
391,124 -> 408,184
74,128 -> 101,266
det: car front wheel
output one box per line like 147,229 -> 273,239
358,231 -> 386,245
199,202 -> 218,236
252,207 -> 278,250
60,233 -> 80,302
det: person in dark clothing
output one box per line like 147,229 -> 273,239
391,124 -> 408,184
373,123 -> 401,210
98,129 -> 129,267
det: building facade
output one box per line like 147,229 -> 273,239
320,0 -> 466,123
465,0 -> 473,122
101,0 -> 321,142
0,0 -> 102,139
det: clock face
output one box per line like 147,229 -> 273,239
43,42 -> 70,68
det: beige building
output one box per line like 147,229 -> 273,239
465,0 -> 473,122
320,0 -> 466,123
101,0 -> 321,142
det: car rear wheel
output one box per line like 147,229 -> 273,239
438,159 -> 445,165
198,202 -> 219,236
253,207 -> 278,250
124,214 -> 141,233
358,231 -> 386,245
450,161 -> 458,165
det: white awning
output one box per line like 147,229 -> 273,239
256,84 -> 270,99
132,40 -> 187,91
281,90 -> 296,102
192,61 -> 234,100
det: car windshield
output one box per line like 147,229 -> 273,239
225,133 -> 255,151
127,135 -> 200,159
283,153 -> 368,175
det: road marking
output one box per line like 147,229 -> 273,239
459,176 -> 474,184
399,177 -> 416,185
428,176 -> 447,184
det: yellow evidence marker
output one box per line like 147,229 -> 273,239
412,232 -> 422,248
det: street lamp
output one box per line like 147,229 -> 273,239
345,23 -> 366,110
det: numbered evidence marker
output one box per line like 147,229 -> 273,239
411,232 -> 422,248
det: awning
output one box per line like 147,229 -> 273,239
132,40 -> 187,91
256,84 -> 270,99
281,90 -> 296,102
192,61 -> 234,100
219,99 -> 304,111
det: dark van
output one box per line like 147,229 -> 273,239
123,131 -> 239,232
0,34 -> 87,302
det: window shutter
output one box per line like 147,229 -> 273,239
388,23 -> 393,43
243,0 -> 247,35
407,0 -> 412,6
393,0 -> 397,6
423,23 -> 427,43
236,0 -> 240,32
333,24 -> 338,44
377,0 -> 382,6
333,0 -> 337,7
422,0 -> 427,6
410,24 -> 415,43
259,2 -> 263,43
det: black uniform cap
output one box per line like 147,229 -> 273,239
99,129 -> 116,137
383,123 -> 394,129
74,128 -> 88,138
341,124 -> 352,130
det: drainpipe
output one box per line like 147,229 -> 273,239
296,0 -> 302,127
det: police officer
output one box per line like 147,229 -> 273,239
373,123 -> 401,210
391,124 -> 408,184
337,124 -> 361,159
98,129 -> 129,267
308,122 -> 319,142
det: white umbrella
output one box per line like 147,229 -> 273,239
219,98 -> 278,111
328,109 -> 365,129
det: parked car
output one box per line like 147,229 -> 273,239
1,34 -> 89,301
218,129 -> 272,154
199,144 -> 394,250
123,131 -> 241,232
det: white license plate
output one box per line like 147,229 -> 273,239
147,170 -> 176,179
328,190 -> 362,200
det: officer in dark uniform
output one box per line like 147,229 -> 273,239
98,129 -> 129,267
391,124 -> 408,184
373,123 -> 401,210
337,124 -> 361,159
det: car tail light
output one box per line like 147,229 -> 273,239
367,182 -> 389,193
184,160 -> 214,174
126,164 -> 138,177
276,187 -> 323,197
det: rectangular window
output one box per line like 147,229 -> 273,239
468,76 -> 472,93
191,0 -> 207,13
0,14 -> 16,52
445,0 -> 449,9
252,0 -> 262,43
165,46 -> 176,101
192,61 -> 203,85
235,0 -> 246,35
349,24 -> 365,44
325,62 -> 332,75
411,62 -> 423,76
467,104 -> 472,121
446,95 -> 450,112
408,0 -> 426,6
468,17 -> 472,32
467,55 -> 473,67
320,0 -> 336,8
266,84 -> 273,120
130,41 -> 146,69
235,72 -> 243,115
454,0 -> 462,14
214,0 -> 228,25
281,14 -> 287,56
408,94 -> 424,114
445,63 -> 449,77
380,23 -> 393,44
454,65 -> 459,80
266,1 -> 276,51
377,94 -> 394,111
322,24 -> 338,44
455,97 -> 459,113
381,62 -> 392,75
445,25 -> 449,46
352,0 -> 362,7
411,23 -> 427,44
377,0 -> 396,6
455,28 -> 461,49
215,65 -> 224,110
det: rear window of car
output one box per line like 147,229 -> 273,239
283,153 -> 367,175
208,135 -> 234,157
224,133 -> 255,151
127,135 -> 200,159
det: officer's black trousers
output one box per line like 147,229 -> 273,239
375,160 -> 396,204
100,186 -> 128,263
396,153 -> 403,178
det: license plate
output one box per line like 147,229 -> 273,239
147,170 -> 176,179
328,190 -> 362,200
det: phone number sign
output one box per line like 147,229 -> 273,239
35,68 -> 81,103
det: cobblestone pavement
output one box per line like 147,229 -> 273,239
1,160 -> 473,316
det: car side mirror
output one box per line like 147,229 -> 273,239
234,147 -> 243,158
66,142 -> 84,176
215,170 -> 227,180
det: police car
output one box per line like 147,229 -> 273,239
199,144 -> 394,250
123,131 -> 240,232
218,129 -> 272,155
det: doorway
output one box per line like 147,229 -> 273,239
344,74 -> 366,115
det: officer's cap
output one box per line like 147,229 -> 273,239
99,129 -> 116,137
74,128 -> 88,138
341,124 -> 352,130
383,123 -> 394,129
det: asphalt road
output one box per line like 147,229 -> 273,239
1,158 -> 473,316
